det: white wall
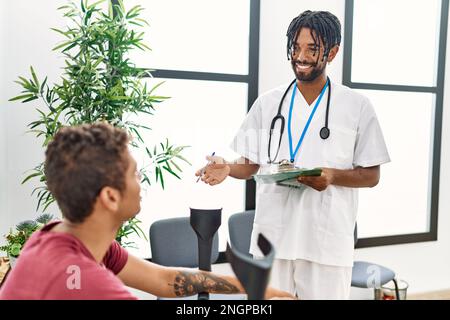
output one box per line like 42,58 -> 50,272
0,0 -> 64,240
1,0 -> 449,298
0,5 -> 7,233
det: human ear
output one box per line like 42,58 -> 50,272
327,45 -> 340,63
98,187 -> 121,212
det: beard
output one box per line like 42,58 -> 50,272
291,60 -> 326,82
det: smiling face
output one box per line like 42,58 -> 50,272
290,27 -> 338,82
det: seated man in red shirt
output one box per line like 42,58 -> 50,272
0,123 -> 292,300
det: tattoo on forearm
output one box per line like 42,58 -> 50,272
169,271 -> 239,297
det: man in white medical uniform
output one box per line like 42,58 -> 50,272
196,10 -> 390,299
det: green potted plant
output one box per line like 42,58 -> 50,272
8,0 -> 189,248
0,214 -> 54,268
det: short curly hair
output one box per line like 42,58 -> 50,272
45,123 -> 130,223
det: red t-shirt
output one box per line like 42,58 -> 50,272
0,221 -> 137,300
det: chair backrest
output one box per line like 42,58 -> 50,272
228,210 -> 255,255
150,217 -> 219,268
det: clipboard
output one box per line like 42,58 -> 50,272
252,168 -> 322,184
276,178 -> 308,189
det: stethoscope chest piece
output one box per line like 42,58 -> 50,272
320,127 -> 330,140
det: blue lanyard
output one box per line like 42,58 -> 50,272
288,80 -> 329,163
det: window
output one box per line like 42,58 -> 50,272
128,1 -> 250,75
343,0 -> 448,247
118,0 -> 260,257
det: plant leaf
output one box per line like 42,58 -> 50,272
8,94 -> 35,102
21,172 -> 42,184
30,66 -> 40,89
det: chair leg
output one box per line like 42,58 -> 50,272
393,278 -> 400,300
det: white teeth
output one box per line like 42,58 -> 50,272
297,64 -> 311,70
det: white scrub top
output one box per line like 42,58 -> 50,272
230,80 -> 390,267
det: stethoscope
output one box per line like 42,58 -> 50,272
267,77 -> 331,164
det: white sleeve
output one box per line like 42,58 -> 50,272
229,98 -> 262,164
353,97 -> 391,168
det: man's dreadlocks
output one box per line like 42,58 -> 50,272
286,10 -> 341,61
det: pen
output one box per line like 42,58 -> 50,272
196,152 -> 215,183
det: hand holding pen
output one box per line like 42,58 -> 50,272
196,152 -> 215,183
195,153 -> 231,186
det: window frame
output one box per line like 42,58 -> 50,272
144,0 -> 261,212
111,0 -> 260,260
343,0 -> 449,248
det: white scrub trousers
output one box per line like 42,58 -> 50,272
270,258 -> 352,300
